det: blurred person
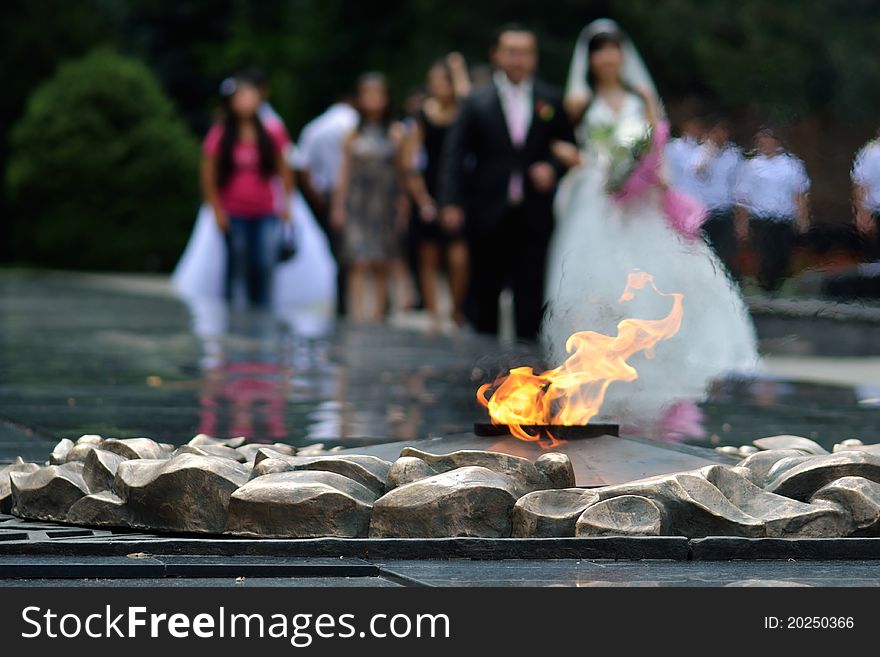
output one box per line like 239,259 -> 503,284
735,126 -> 810,293
400,85 -> 429,313
173,76 -> 337,315
543,19 -> 758,426
238,66 -> 284,127
665,115 -> 705,198
468,63 -> 493,89
331,73 -> 409,323
438,25 -> 575,340
294,94 -> 359,314
852,128 -> 880,260
689,116 -> 743,279
405,54 -> 472,330
201,76 -> 292,307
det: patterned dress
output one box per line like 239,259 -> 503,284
344,123 -> 400,263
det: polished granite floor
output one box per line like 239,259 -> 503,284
3,269 -> 880,463
3,559 -> 880,587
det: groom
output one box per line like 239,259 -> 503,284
439,24 -> 574,340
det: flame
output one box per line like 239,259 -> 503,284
477,270 -> 683,446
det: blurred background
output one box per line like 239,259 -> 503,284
3,0 -> 880,454
2,0 -> 880,275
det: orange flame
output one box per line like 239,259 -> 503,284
477,270 -> 683,445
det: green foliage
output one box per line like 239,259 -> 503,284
6,49 -> 199,271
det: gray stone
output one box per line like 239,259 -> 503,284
67,492 -> 132,528
832,444 -> 880,456
49,439 -> 75,464
370,466 -> 519,538
82,449 -> 128,492
251,449 -> 391,496
0,458 -> 40,513
176,444 -> 245,462
398,448 -> 566,497
235,443 -> 297,462
187,434 -> 247,449
385,457 -> 438,491
811,476 -> 880,534
112,453 -> 249,533
576,495 -> 665,537
833,438 -> 864,452
76,434 -> 105,446
591,472 -> 765,537
102,437 -> 171,460
512,488 -> 600,537
225,471 -> 376,538
752,435 -> 829,455
296,443 -> 327,456
64,442 -> 100,463
765,451 -> 880,501
738,449 -> 812,486
534,452 -> 576,489
765,455 -> 814,482
10,464 -> 89,521
702,465 -> 854,538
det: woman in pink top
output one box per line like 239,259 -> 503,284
201,75 -> 293,307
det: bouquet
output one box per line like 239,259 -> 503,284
594,118 -> 708,241
603,119 -> 655,196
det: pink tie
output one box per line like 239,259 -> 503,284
507,86 -> 526,203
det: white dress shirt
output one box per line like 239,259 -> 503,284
852,140 -> 880,212
295,103 -> 359,195
688,142 -> 742,210
665,136 -> 701,197
734,152 -> 810,220
493,70 -> 533,146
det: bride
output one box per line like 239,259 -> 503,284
543,19 -> 759,430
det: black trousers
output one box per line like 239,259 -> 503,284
466,205 -> 550,341
306,192 -> 347,316
749,217 -> 797,293
702,207 -> 740,281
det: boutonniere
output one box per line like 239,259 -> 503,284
535,100 -> 555,122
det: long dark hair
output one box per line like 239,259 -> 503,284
355,71 -> 394,133
216,79 -> 276,188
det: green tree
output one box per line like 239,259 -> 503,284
6,49 -> 200,271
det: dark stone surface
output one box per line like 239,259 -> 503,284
766,451 -> 880,501
251,449 -> 390,496
0,556 -> 166,578
113,453 -> 249,533
102,437 -> 172,460
811,476 -> 880,534
67,492 -> 132,528
690,537 -> 880,560
0,577 -> 400,588
81,448 -> 127,492
225,471 -> 375,538
10,464 -> 89,521
398,447 -> 573,496
0,458 -> 40,513
703,464 -> 854,538
370,466 -> 519,538
0,535 -> 693,560
737,449 -> 811,486
512,489 -> 600,538
593,472 -> 765,538
7,271 -> 880,464
576,495 -> 665,537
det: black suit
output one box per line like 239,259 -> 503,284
438,77 -> 574,340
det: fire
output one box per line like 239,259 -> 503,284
477,270 -> 683,445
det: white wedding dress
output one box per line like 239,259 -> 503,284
171,193 -> 337,338
543,92 -> 759,428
